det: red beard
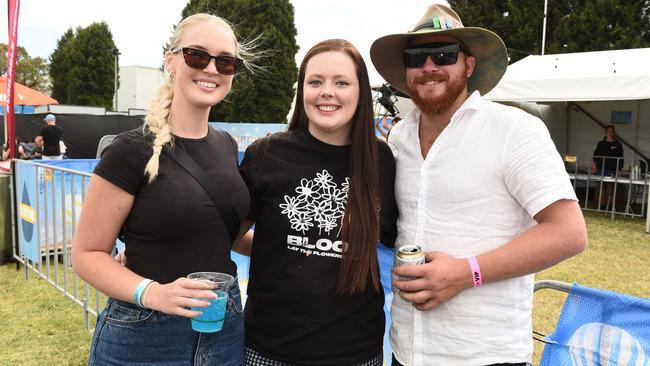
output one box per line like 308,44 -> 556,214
406,71 -> 467,116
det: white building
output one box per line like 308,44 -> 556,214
116,65 -> 163,113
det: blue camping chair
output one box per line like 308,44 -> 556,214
534,280 -> 650,366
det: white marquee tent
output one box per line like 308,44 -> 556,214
485,47 -> 650,165
485,48 -> 650,231
486,48 -> 650,102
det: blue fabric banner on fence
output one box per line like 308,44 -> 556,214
15,160 -> 99,263
540,283 -> 650,366
209,122 -> 287,151
15,160 -> 39,262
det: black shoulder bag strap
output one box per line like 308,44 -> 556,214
165,146 -> 240,244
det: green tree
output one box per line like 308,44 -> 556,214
181,0 -> 299,123
49,29 -> 75,103
0,44 -> 50,92
49,23 -> 118,109
448,0 -> 650,63
548,0 -> 650,54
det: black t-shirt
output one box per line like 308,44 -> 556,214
40,125 -> 62,156
239,128 -> 398,365
93,127 -> 250,284
593,139 -> 624,174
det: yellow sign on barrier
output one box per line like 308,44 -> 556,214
19,202 -> 36,224
43,168 -> 53,182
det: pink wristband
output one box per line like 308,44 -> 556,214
468,257 -> 483,287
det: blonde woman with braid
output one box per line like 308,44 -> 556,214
72,13 -> 251,365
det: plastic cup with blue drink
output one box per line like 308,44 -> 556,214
187,272 -> 234,333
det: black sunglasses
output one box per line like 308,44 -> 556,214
403,43 -> 468,68
171,47 -> 243,75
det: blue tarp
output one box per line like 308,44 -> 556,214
0,105 -> 35,115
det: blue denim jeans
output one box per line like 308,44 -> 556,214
88,282 -> 244,366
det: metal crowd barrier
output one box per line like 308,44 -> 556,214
11,160 -> 103,330
563,155 -> 649,224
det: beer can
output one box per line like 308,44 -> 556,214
395,245 -> 425,280
396,244 -> 425,267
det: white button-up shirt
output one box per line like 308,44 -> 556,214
388,92 -> 577,366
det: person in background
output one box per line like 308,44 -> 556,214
591,125 -> 624,176
1,137 -> 27,161
236,39 -> 398,366
591,124 -> 624,210
370,3 -> 587,365
72,13 -> 254,365
30,136 -> 44,159
59,140 -> 68,159
20,136 -> 41,159
39,114 -> 63,160
383,116 -> 401,139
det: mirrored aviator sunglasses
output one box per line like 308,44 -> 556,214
402,43 -> 462,68
171,47 -> 243,75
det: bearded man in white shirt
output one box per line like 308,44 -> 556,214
370,4 -> 588,366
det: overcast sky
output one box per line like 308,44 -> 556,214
0,0 -> 444,85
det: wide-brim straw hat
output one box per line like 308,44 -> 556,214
370,3 -> 508,97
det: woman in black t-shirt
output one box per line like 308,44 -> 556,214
72,13 -> 252,365
237,39 -> 398,366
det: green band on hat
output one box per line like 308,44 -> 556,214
432,16 -> 441,29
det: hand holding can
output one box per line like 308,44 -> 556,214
395,244 -> 425,280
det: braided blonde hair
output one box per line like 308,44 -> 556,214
143,13 -> 238,182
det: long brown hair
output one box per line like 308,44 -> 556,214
288,39 -> 380,294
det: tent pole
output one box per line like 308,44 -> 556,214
564,102 -> 570,156
541,0 -> 548,55
646,190 -> 650,234
633,102 -> 641,161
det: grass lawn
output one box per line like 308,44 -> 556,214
0,211 -> 648,365
0,264 -> 94,366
